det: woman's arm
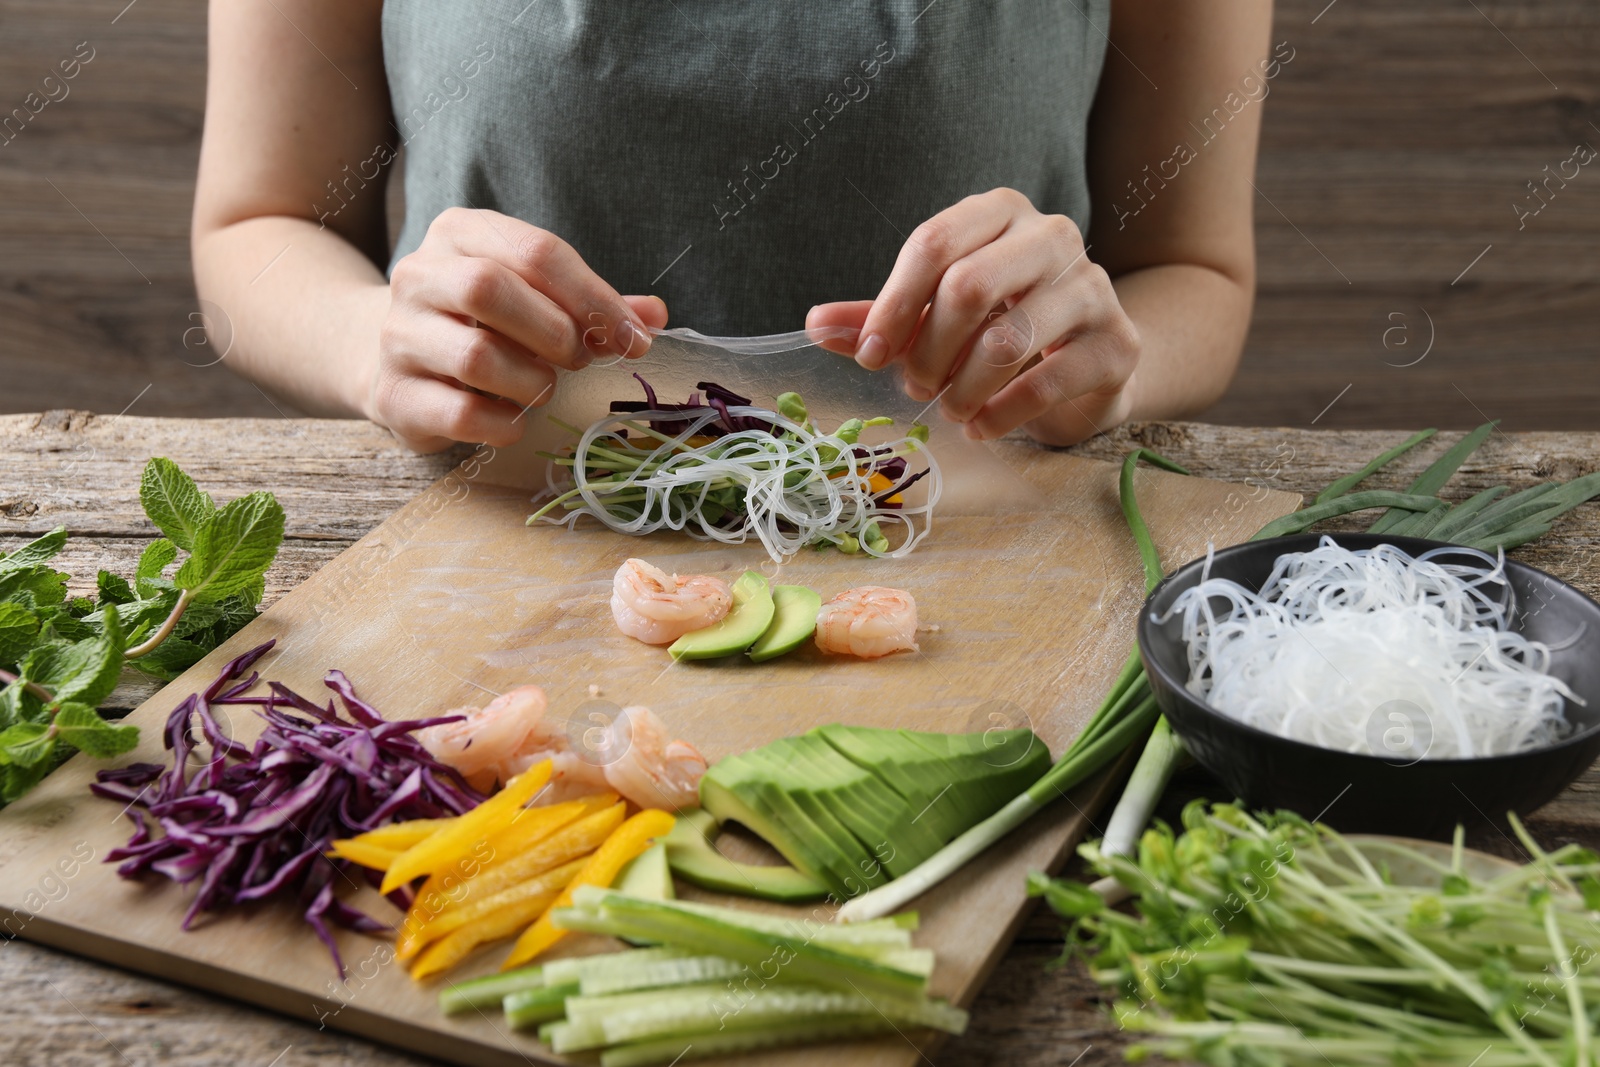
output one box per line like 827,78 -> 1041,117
191,0 -> 394,418
192,0 -> 665,451
1086,0 -> 1274,423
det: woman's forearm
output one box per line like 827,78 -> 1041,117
1113,263 -> 1253,421
192,215 -> 390,418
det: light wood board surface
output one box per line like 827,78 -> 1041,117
0,437 -> 1297,1067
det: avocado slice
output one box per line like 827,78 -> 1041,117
700,759 -> 854,895
737,742 -> 890,894
816,724 -> 1052,845
777,735 -> 945,878
747,584 -> 823,662
901,728 -> 1052,826
669,571 -> 775,660
697,724 -> 1054,903
664,808 -> 830,903
614,841 -> 674,901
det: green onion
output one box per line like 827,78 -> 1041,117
1313,427 -> 1436,503
1367,420 -> 1497,532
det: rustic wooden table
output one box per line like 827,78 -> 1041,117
2,411 -> 1597,1067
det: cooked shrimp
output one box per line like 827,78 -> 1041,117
814,586 -> 919,659
599,705 -> 707,812
418,685 -> 547,792
418,686 -> 704,807
611,558 -> 733,645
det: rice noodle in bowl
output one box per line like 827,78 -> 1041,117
1162,536 -> 1581,760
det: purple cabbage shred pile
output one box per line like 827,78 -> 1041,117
90,640 -> 485,976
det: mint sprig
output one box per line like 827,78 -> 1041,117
0,458 -> 284,802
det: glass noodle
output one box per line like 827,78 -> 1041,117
1163,537 -> 1580,759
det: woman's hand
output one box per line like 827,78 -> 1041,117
807,188 -> 1140,446
373,207 -> 668,452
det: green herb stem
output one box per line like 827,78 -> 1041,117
124,588 -> 191,660
0,669 -> 54,704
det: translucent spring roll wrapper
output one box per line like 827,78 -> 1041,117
495,326 -> 1038,518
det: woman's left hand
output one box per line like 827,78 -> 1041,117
807,188 -> 1141,445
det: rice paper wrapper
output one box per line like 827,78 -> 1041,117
490,327 -> 1039,515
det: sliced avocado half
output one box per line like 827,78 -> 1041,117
669,571 -> 775,660
664,808 -> 830,903
747,584 -> 822,662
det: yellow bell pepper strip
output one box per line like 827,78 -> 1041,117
396,802 -> 626,958
380,760 -> 552,894
325,839 -> 402,871
500,808 -> 676,970
340,818 -> 450,852
409,883 -> 568,980
480,792 -> 617,874
402,857 -> 586,967
402,795 -> 606,930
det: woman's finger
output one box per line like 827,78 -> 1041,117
375,373 -> 529,452
409,255 -> 597,371
938,245 -> 1101,423
428,207 -> 650,360
408,316 -> 559,412
965,293 -> 1139,441
805,300 -> 873,356
901,218 -> 1075,400
853,190 -> 1027,370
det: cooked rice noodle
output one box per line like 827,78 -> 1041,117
536,405 -> 940,562
1162,536 -> 1579,759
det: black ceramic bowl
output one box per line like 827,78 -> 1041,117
1138,533 -> 1600,839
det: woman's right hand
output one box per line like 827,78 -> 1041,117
372,207 -> 668,452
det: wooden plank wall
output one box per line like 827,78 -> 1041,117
0,0 -> 1595,430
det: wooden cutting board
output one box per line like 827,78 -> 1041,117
0,437 -> 1297,1067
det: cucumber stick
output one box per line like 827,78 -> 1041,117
597,1015 -> 894,1067
503,981 -> 579,1029
567,889 -> 917,950
541,946 -> 697,988
549,983 -> 966,1053
557,887 -> 926,1000
437,965 -> 545,1015
580,954 -> 751,995
497,888 -> 962,1063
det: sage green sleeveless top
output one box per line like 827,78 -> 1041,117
382,2 -> 1109,335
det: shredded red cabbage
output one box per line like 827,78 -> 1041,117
609,375 -> 780,436
91,640 -> 485,976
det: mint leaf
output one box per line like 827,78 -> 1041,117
23,606 -> 124,708
139,458 -> 216,552
0,604 -> 40,667
174,491 -> 284,605
0,527 -> 67,570
0,722 -> 54,767
126,635 -> 209,681
35,604 -> 95,644
0,761 -> 52,802
0,681 -> 43,729
136,538 -> 178,598
0,565 -> 68,609
116,591 -> 178,644
213,590 -> 260,637
173,600 -> 223,639
54,702 -> 139,759
96,570 -> 136,606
